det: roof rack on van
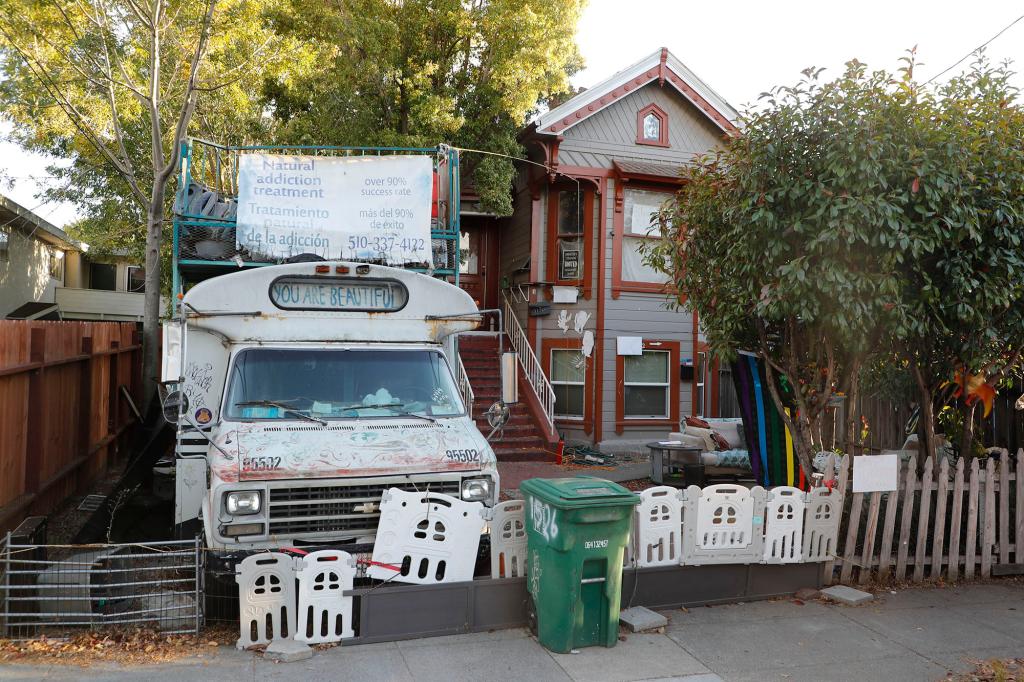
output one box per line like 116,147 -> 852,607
170,140 -> 461,296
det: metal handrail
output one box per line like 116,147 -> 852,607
455,351 -> 475,418
502,293 -> 555,433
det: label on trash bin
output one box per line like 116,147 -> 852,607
585,539 -> 609,549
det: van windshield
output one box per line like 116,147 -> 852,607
224,348 -> 465,420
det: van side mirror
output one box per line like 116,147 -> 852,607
160,388 -> 187,425
501,351 -> 519,404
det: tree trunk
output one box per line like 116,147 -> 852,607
843,360 -> 861,454
911,361 -> 937,467
960,400 -> 977,459
141,186 -> 165,413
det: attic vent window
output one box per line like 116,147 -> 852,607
643,113 -> 661,140
636,104 -> 669,147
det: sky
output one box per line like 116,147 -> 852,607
3,0 -> 1023,228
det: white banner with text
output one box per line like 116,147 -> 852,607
235,154 -> 433,264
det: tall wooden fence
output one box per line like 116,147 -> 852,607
827,450 -> 1024,585
0,320 -> 141,533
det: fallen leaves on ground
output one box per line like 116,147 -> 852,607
948,657 -> 1024,681
0,625 -> 236,667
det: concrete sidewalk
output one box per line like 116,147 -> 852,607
3,582 -> 1022,681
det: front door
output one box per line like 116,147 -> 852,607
457,216 -> 499,311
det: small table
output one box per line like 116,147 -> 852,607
646,442 -> 705,487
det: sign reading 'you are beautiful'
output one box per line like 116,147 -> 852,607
235,154 -> 433,264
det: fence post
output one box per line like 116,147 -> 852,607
912,457 -> 934,582
24,328 -> 47,499
965,458 -> 980,579
2,531 -> 10,637
947,458 -> 966,581
76,337 -> 94,492
982,458 -> 996,578
840,490 -> 864,584
930,457 -> 949,580
998,453 -> 1010,566
895,455 -> 918,582
859,491 -> 882,585
107,340 -> 120,465
1016,450 -> 1024,566
877,470 -> 901,581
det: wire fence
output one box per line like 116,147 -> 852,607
0,536 -> 202,639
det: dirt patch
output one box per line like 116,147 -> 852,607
946,657 -> 1024,681
0,625 -> 235,667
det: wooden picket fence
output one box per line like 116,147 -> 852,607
825,450 -> 1024,585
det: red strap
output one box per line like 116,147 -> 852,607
358,558 -> 403,572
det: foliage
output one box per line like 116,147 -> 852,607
263,0 -> 585,215
936,406 -> 986,459
644,52 -> 1024,469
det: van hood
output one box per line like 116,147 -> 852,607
211,419 -> 493,482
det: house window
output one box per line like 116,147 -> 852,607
89,262 -> 117,291
624,351 -> 670,418
551,348 -> 585,419
696,350 -> 704,413
636,103 -> 669,147
622,188 -> 671,283
48,249 -> 64,281
546,187 -> 593,289
127,266 -> 145,293
0,228 -> 8,262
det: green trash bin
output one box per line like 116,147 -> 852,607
520,476 -> 639,653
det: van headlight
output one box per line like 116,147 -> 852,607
461,477 -> 493,502
224,490 -> 262,515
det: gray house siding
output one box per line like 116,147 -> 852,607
558,84 -> 723,168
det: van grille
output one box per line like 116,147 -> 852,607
267,481 -> 462,537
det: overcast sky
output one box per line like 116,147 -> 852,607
3,0 -> 1023,227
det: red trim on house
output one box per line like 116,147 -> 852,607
636,103 -> 669,147
545,186 -> 595,298
541,64 -> 738,137
691,310 -> 699,416
594,178 -> 608,446
611,177 -> 681,299
614,338 -> 681,434
542,337 -> 594,434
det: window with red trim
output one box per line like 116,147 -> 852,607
621,187 -> 672,284
546,186 -> 593,292
636,104 -> 669,147
615,339 -> 680,432
543,337 -> 592,432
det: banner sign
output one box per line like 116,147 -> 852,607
269,276 -> 408,312
236,154 -> 433,264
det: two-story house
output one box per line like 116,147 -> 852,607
457,48 -> 739,456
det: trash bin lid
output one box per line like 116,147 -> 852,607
520,476 -> 639,509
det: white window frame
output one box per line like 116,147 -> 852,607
623,350 -> 671,419
550,348 -> 585,420
126,265 -> 145,293
48,248 -> 64,281
642,112 -> 661,141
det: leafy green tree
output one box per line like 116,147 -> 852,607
264,0 -> 585,215
0,0 -> 296,406
646,54 -> 1024,470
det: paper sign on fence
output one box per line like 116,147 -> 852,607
852,454 -> 899,493
235,154 -> 433,264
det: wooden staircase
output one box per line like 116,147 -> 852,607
458,334 -> 557,462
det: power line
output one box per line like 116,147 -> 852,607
924,12 -> 1024,85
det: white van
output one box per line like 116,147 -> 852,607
162,261 -> 503,553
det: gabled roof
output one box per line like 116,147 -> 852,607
0,194 -> 86,251
535,47 -> 739,136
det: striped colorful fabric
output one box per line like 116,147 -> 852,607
730,354 -> 806,488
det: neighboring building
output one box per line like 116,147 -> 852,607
457,48 -> 739,453
0,194 -> 155,321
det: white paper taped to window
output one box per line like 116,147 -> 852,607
552,286 -> 578,304
852,454 -> 899,492
617,336 -> 643,356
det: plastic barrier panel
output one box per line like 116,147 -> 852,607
368,489 -> 485,585
490,500 -> 528,579
763,487 -> 806,564
682,485 -> 766,565
634,486 -> 684,567
236,552 -> 297,648
295,550 -> 357,644
802,487 -> 842,562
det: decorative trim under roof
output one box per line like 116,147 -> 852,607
535,47 -> 739,137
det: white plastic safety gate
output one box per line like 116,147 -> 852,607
695,484 -> 755,549
802,487 -> 842,561
489,500 -> 527,578
763,487 -> 805,564
295,550 -> 357,644
633,486 -> 684,567
236,552 -> 297,649
368,489 -> 485,585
